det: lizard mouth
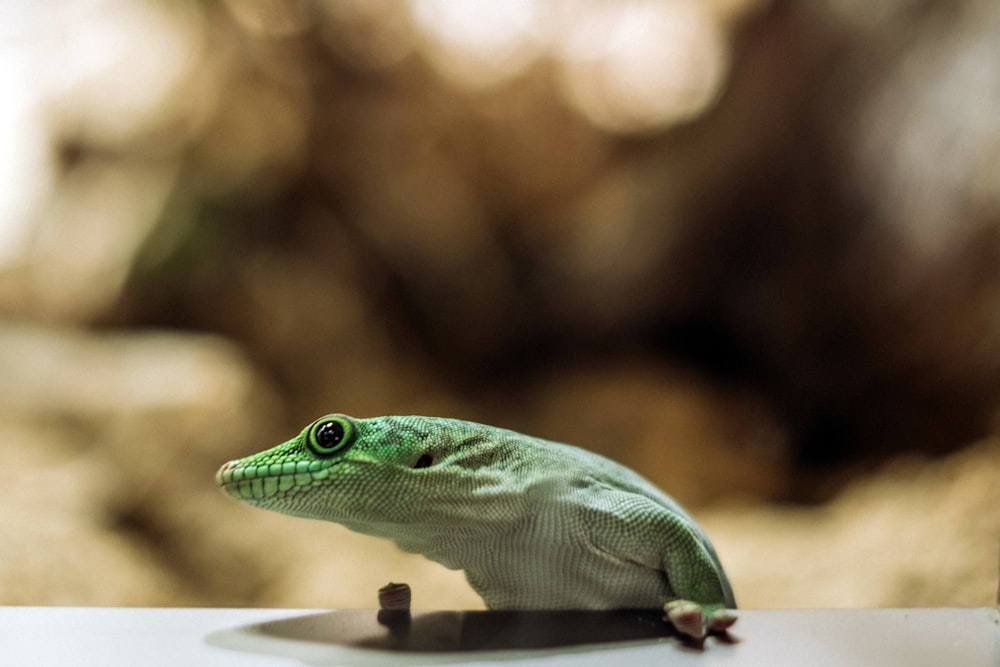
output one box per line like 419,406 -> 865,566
216,459 -> 340,502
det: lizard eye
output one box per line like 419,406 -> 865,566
307,415 -> 356,456
413,453 -> 434,469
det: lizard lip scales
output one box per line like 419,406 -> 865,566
215,459 -> 335,501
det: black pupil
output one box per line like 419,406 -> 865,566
316,421 -> 344,448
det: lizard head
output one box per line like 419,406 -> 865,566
216,413 -> 530,532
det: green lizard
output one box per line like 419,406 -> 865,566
216,414 -> 737,641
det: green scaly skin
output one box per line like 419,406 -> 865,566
216,414 -> 737,641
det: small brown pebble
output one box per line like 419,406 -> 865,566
378,582 -> 412,611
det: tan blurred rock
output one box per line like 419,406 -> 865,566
703,436 -> 1000,608
0,321 -> 280,605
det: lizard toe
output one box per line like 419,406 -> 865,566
663,599 -> 706,640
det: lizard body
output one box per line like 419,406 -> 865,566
216,414 -> 736,639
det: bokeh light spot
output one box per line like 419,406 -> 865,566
554,0 -> 728,133
409,0 -> 543,90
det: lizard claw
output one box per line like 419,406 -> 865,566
663,600 -> 737,642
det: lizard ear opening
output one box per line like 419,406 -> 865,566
413,453 -> 434,469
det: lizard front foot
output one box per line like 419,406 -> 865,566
663,600 -> 737,642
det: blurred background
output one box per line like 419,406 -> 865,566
1,0 -> 998,610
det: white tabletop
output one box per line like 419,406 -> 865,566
1,606 -> 997,666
